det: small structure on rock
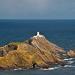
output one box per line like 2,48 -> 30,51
33,32 -> 44,38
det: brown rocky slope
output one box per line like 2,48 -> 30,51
0,32 -> 69,69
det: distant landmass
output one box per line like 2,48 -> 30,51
0,32 -> 75,70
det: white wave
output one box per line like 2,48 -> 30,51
67,61 -> 75,64
64,58 -> 75,61
40,67 -> 60,71
14,69 -> 18,71
64,65 -> 75,68
14,68 -> 22,71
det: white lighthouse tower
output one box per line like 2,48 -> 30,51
37,32 -> 40,36
33,32 -> 44,38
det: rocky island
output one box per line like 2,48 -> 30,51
0,32 -> 75,70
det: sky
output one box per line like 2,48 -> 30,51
0,0 -> 75,19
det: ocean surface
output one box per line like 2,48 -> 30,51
0,20 -> 75,75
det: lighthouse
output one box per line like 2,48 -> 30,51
33,32 -> 44,38
37,32 -> 40,36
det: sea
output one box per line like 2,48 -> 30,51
0,20 -> 75,75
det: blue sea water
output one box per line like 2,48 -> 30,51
0,20 -> 75,75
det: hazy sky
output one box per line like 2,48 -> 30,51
0,0 -> 75,19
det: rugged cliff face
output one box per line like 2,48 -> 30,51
0,33 -> 66,69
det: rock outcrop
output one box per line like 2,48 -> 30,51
67,50 -> 75,58
0,32 -> 67,69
